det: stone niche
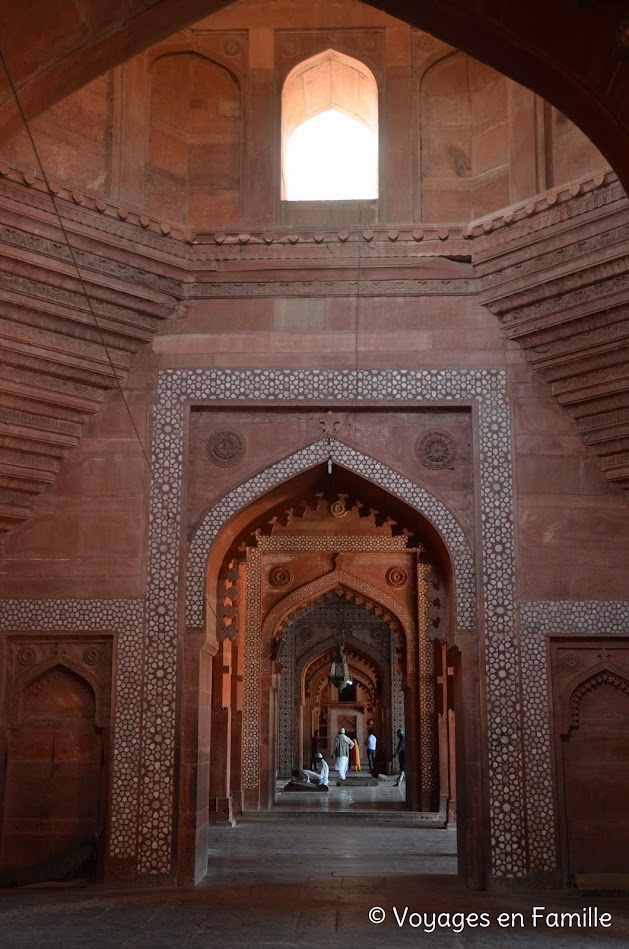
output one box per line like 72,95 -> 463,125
550,638 -> 629,887
0,636 -> 112,884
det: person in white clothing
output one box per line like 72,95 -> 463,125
366,729 -> 377,772
314,753 -> 329,786
292,753 -> 329,786
332,727 -> 355,781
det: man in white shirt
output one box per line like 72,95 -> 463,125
367,729 -> 377,772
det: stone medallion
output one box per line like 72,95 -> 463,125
83,645 -> 103,666
416,431 -> 456,469
386,566 -> 409,588
330,498 -> 347,518
269,565 -> 293,588
206,429 -> 246,467
17,646 -> 36,666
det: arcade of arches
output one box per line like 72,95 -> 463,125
0,0 -> 628,899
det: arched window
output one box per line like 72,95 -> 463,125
281,50 -> 378,201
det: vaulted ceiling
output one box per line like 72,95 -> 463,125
0,0 -> 628,538
2,1 -> 628,189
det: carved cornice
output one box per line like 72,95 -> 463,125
1,154 -> 629,536
471,170 -> 629,490
466,169 -> 618,241
187,277 -> 477,298
0,175 -> 186,537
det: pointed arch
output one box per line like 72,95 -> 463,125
281,49 -> 378,200
186,439 -> 475,630
566,666 -> 629,735
11,657 -> 107,727
261,567 -> 416,672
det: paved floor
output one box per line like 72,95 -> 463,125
272,771 -> 425,817
0,821 -> 628,948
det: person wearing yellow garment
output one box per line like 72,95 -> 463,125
350,736 -> 361,771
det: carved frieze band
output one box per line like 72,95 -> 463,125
188,278 -> 478,298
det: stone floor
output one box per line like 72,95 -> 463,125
273,770 -> 427,817
1,820 -> 628,948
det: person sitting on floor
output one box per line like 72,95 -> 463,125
292,752 -> 329,787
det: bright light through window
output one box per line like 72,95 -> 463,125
285,108 -> 378,201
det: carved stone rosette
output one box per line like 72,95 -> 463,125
206,429 -> 246,467
269,565 -> 293,588
416,431 -> 456,469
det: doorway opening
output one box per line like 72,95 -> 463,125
201,463 -> 461,832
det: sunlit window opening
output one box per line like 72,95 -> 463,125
285,109 -> 378,200
282,50 -> 379,202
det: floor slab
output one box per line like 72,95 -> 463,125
0,821 -> 627,948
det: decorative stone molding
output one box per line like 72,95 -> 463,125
188,277 -> 478,298
466,169 -> 616,239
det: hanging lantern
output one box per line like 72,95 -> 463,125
328,641 -> 352,691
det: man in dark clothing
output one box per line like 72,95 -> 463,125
393,728 -> 405,787
310,730 -> 320,770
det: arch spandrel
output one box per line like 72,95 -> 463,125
187,440 -> 475,630
262,568 -> 415,671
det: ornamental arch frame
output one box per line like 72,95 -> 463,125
140,367 -> 546,886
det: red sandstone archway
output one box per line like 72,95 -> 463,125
180,460 -> 471,884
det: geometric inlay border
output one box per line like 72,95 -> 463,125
146,368 -> 520,877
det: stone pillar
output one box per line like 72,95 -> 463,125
384,26 -> 413,223
177,629 -> 217,885
454,630 -> 485,890
404,680 -> 419,810
208,638 -> 234,824
230,639 -> 244,815
437,642 -> 450,818
417,562 -> 439,811
243,29 -> 275,224
110,56 -> 149,208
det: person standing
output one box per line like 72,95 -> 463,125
351,736 -> 361,772
332,727 -> 354,781
367,729 -> 377,772
310,729 -> 320,770
393,728 -> 405,786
